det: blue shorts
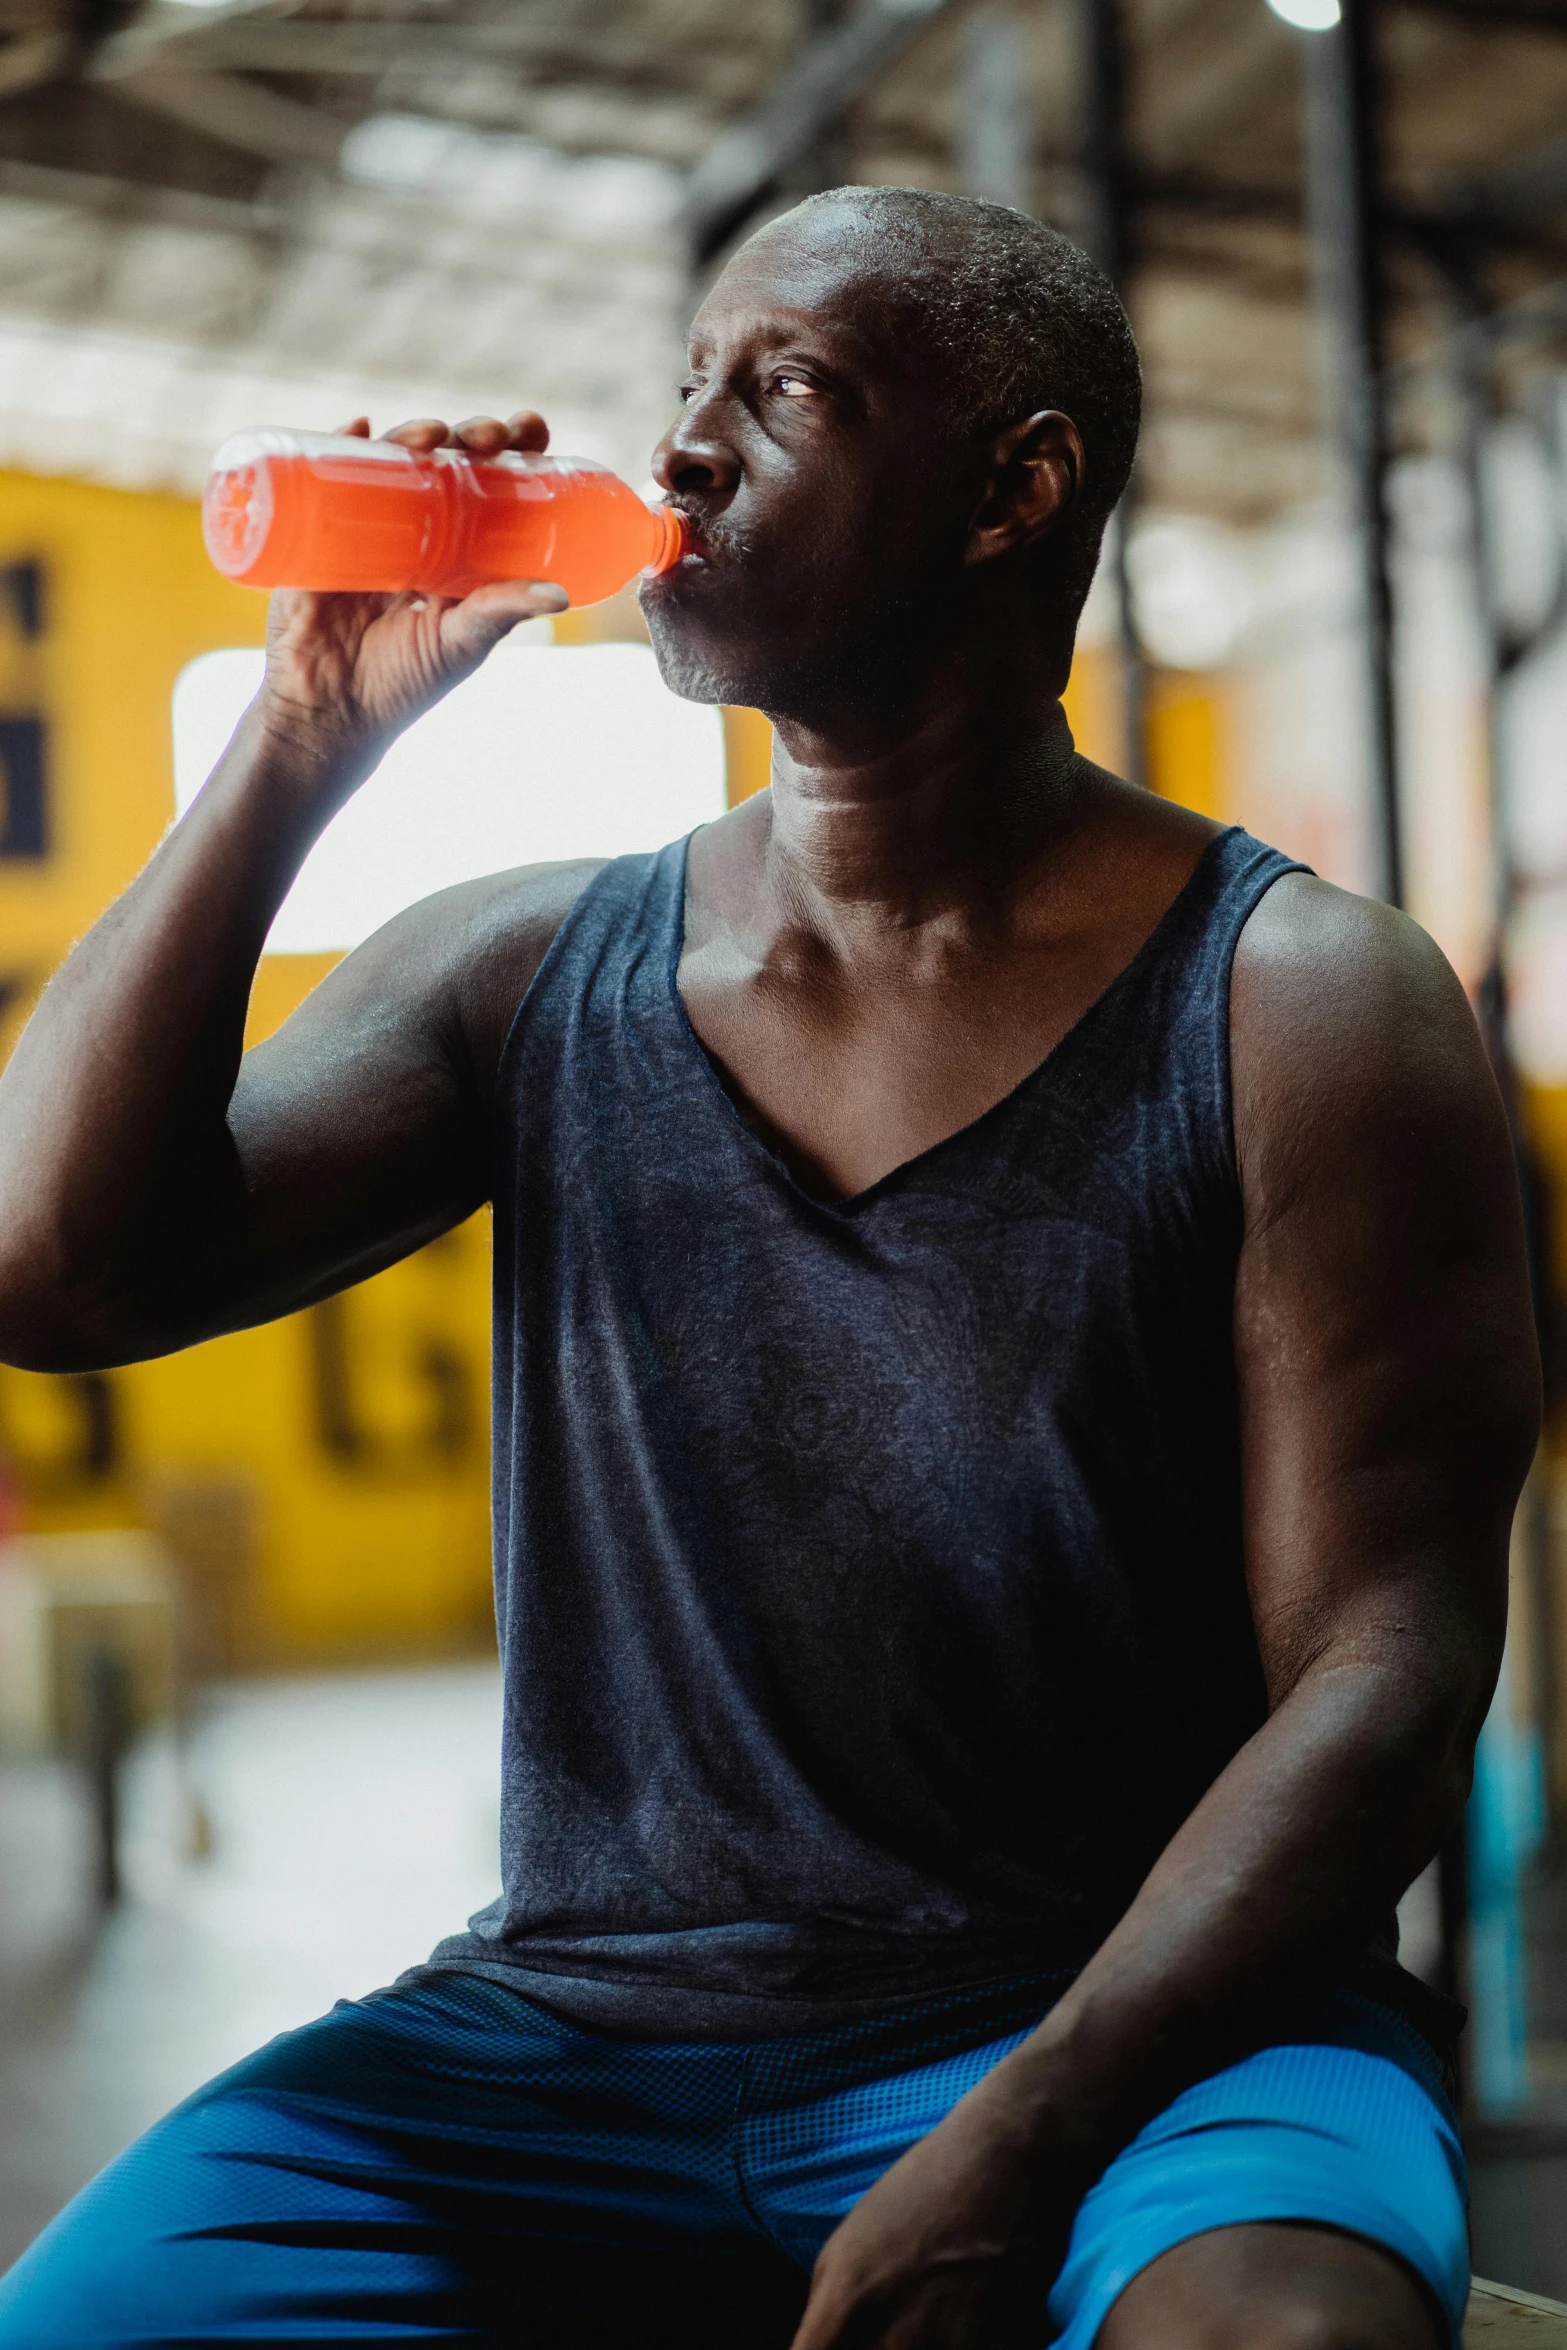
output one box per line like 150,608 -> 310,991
0,1969 -> 1468,2347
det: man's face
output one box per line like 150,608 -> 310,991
640,211 -> 980,720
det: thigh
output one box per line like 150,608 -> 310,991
0,1979 -> 807,2348
1096,2222 -> 1445,2350
1046,2027 -> 1468,2350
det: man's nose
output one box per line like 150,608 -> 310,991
651,414 -> 740,501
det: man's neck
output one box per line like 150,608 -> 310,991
761,685 -> 1087,945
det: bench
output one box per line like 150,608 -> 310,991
1468,2281 -> 1567,2344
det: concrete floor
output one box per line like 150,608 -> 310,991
0,1665 -> 503,2273
2,1665 -> 1566,2299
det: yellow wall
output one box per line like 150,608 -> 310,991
1061,644 -> 1124,776
0,474 -> 261,1053
1060,645 -> 1225,816
0,470 -> 512,1659
0,472 -> 774,1664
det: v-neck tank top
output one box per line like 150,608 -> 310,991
428,824 -> 1444,2049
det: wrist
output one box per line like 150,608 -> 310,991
183,698 -> 380,886
978,2013 -> 1135,2189
249,687 -> 388,793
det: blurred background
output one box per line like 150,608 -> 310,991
0,0 -> 1566,2300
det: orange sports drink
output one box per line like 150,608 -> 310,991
202,427 -> 688,606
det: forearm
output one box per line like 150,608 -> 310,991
0,702 -> 367,1365
992,1656 -> 1481,2187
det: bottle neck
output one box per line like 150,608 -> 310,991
646,504 -> 688,574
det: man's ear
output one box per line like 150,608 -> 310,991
963,410 -> 1085,567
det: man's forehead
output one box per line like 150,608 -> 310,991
691,212 -> 926,369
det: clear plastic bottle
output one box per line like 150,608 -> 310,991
202,427 -> 687,606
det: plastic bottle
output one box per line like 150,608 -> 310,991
202,427 -> 687,606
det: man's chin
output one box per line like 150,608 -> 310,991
640,600 -> 771,711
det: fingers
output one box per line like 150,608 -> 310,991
449,411 -> 551,457
384,417 -> 456,452
378,410 -> 551,456
448,417 -> 511,459
333,416 -> 371,438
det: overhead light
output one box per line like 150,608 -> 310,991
1266,0 -> 1341,27
1127,518 -> 1254,672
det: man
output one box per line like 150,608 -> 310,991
0,188 -> 1539,2349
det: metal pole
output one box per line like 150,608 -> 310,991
1301,0 -> 1404,907
81,1645 -> 131,1906
958,9 -> 1033,215
779,0 -> 853,202
1080,0 -> 1145,790
1453,324 -> 1566,1872
684,0 -> 956,270
1450,299 -> 1513,945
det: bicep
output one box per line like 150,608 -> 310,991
135,943 -> 480,1348
1231,880 -> 1539,1708
148,863 -> 587,1345
220,972 -> 483,1309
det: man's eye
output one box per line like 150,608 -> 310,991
677,382 -> 699,405
773,373 -> 817,399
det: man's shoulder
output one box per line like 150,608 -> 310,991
351,853 -> 608,992
1232,867 -> 1470,1056
1229,866 -> 1499,1203
414,857 -> 612,1094
289,856 -> 611,1110
443,855 -> 611,969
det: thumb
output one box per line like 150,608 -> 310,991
439,577 -> 569,670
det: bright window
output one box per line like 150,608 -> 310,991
172,635 -> 726,955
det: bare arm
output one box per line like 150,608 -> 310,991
0,412 -> 583,1370
795,876 -> 1540,2350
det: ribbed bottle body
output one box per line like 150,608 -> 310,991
202,429 -> 684,604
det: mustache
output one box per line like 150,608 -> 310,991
665,499 -> 756,563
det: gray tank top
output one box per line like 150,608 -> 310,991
428,824 -> 1443,2049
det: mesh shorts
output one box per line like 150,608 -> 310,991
0,1967 -> 1468,2346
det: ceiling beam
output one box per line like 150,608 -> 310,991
0,151 -> 280,233
0,27 -> 75,98
0,0 -> 139,99
108,65 -> 346,169
1440,130 -> 1567,224
683,0 -> 957,262
1130,165 -> 1567,258
95,0 -> 322,78
98,11 -> 696,89
1390,0 -> 1567,30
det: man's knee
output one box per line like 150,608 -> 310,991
1093,2222 -> 1447,2350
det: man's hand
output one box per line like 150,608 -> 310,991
792,2069 -> 1078,2350
256,410 -> 568,777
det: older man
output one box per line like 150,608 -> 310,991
0,188 -> 1538,2350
